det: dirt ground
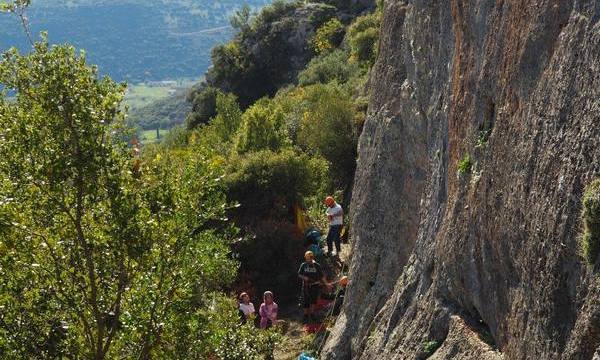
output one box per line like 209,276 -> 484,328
273,246 -> 351,360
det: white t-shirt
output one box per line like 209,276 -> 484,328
239,302 -> 255,316
326,204 -> 344,226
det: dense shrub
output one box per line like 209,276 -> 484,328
298,49 -> 362,86
234,98 -> 289,154
311,18 -> 345,54
202,295 -> 280,359
234,219 -> 307,303
296,84 -> 359,189
582,179 -> 600,265
160,125 -> 189,149
225,149 -> 329,218
0,40 -> 246,358
458,154 -> 473,175
347,12 -> 380,65
186,86 -> 221,129
213,92 -> 243,143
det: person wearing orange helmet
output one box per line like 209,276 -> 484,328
325,196 -> 343,256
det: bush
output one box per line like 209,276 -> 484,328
212,92 -> 243,143
234,98 -> 289,154
225,149 -> 329,218
347,13 -> 380,65
234,219 -> 307,303
298,49 -> 362,86
311,18 -> 345,54
296,83 -> 359,189
160,125 -> 189,149
186,86 -> 222,129
202,295 -> 279,359
458,154 -> 472,175
582,179 -> 600,265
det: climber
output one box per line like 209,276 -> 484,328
321,275 -> 349,316
259,291 -> 278,329
325,196 -> 344,256
238,292 -> 255,325
298,251 -> 330,324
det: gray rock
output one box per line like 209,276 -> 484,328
322,1 -> 600,359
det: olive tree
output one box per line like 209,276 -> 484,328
0,38 -> 238,359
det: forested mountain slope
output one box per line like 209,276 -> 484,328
0,0 -> 271,82
322,1 -> 600,359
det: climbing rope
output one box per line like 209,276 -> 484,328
314,259 -> 350,356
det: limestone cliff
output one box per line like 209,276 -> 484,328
322,1 -> 600,359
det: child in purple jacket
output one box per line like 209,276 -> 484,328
259,291 -> 278,329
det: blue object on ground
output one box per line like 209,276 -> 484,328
298,352 -> 317,360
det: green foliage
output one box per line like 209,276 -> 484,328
298,49 -> 362,86
230,4 -> 252,31
160,125 -> 189,149
458,154 -> 472,175
204,295 -> 280,359
0,0 -> 30,13
0,39 -> 248,358
296,83 -> 359,188
582,179 -> 600,266
225,149 -> 328,299
476,129 -> 491,149
347,12 -> 380,65
186,86 -> 222,129
225,149 -> 329,217
205,1 -> 300,108
235,219 -> 306,303
422,340 -> 440,357
213,92 -> 243,143
311,17 -> 345,55
234,97 -> 288,154
127,89 -> 191,131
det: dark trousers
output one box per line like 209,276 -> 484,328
327,225 -> 342,253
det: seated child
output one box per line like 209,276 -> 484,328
259,291 -> 278,329
238,292 -> 255,325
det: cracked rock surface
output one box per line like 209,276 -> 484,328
322,1 -> 600,359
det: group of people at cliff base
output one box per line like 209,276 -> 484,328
237,196 -> 348,327
238,291 -> 278,329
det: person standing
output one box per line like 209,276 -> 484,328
259,291 -> 278,329
325,196 -> 343,256
298,251 -> 329,324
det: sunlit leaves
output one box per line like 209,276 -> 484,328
0,38 -> 241,358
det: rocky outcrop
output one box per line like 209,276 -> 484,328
323,1 -> 600,359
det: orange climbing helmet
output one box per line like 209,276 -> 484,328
339,276 -> 349,287
325,196 -> 335,207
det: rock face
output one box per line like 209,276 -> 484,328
322,1 -> 600,359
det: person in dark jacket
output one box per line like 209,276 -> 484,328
298,251 -> 330,323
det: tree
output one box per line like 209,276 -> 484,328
213,92 -> 243,143
311,18 -> 345,55
186,86 -> 222,129
0,39 -> 239,359
296,84 -> 359,190
230,4 -> 252,32
234,98 -> 288,154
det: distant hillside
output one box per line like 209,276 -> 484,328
0,1 -> 271,82
128,90 -> 190,131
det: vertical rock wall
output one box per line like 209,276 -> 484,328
323,1 -> 600,359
